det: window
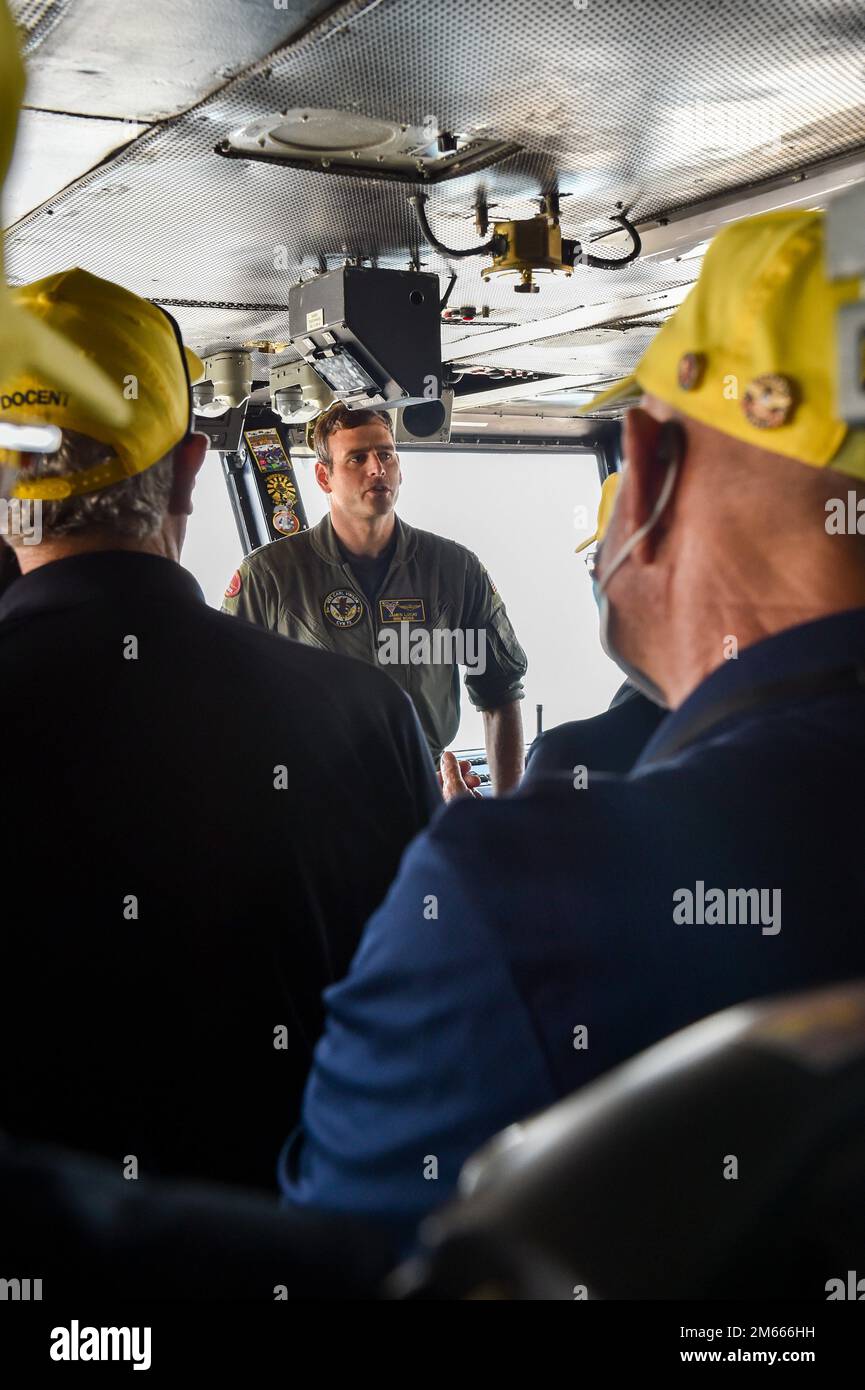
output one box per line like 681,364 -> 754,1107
181,454 -> 243,607
394,449 -> 624,748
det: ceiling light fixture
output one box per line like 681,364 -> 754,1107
216,108 -> 520,184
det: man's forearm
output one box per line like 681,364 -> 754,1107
482,701 -> 524,794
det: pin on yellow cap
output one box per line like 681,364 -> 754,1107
576,472 -> 621,552
0,1 -> 133,433
578,209 -> 865,481
0,268 -> 203,499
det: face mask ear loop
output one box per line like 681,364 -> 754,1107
597,425 -> 683,596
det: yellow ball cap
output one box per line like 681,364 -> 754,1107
576,472 -> 620,552
579,209 -> 865,481
0,1 -> 132,433
0,268 -> 203,499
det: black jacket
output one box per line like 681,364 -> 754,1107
0,551 -> 438,1191
0,1131 -> 395,1301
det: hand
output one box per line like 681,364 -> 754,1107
438,751 -> 484,802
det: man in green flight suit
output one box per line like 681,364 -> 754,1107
222,402 -> 528,792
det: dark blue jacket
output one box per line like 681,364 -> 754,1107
279,608 -> 865,1244
523,681 -> 666,783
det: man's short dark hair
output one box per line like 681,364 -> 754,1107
312,403 -> 395,472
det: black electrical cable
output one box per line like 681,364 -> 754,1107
577,212 -> 642,270
439,271 -> 458,312
408,193 -> 502,258
411,193 -> 641,271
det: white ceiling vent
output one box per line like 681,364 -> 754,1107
216,108 -> 520,184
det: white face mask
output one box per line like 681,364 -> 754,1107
592,438 -> 681,708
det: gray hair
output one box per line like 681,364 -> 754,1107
0,430 -> 174,547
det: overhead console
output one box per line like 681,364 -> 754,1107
288,265 -> 443,409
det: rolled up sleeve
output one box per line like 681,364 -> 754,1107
460,556 -> 527,711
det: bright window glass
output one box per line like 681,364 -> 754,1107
181,454 -> 244,607
395,449 -> 623,748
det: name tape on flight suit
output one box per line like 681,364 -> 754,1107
379,598 -> 426,623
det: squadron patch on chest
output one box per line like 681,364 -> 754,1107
323,588 -> 364,628
379,597 -> 426,623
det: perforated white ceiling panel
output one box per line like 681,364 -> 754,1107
6,0 -> 865,402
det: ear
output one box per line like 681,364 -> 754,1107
167,432 -> 207,516
618,411 -> 683,565
314,459 -> 333,495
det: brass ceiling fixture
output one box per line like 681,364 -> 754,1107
408,191 -> 642,293
242,339 -> 292,353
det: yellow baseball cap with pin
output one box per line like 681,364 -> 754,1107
0,0 -> 131,437
579,208 -> 865,491
1,268 -> 204,499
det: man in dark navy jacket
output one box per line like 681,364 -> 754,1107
279,207 -> 865,1246
523,680 -> 665,784
0,270 -> 438,1193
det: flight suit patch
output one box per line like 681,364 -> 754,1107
266,473 -> 297,504
272,504 -> 300,536
245,427 -> 291,474
323,589 -> 364,628
379,598 -> 426,623
224,570 -> 242,599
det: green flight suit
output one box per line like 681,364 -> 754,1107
222,514 -> 527,761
